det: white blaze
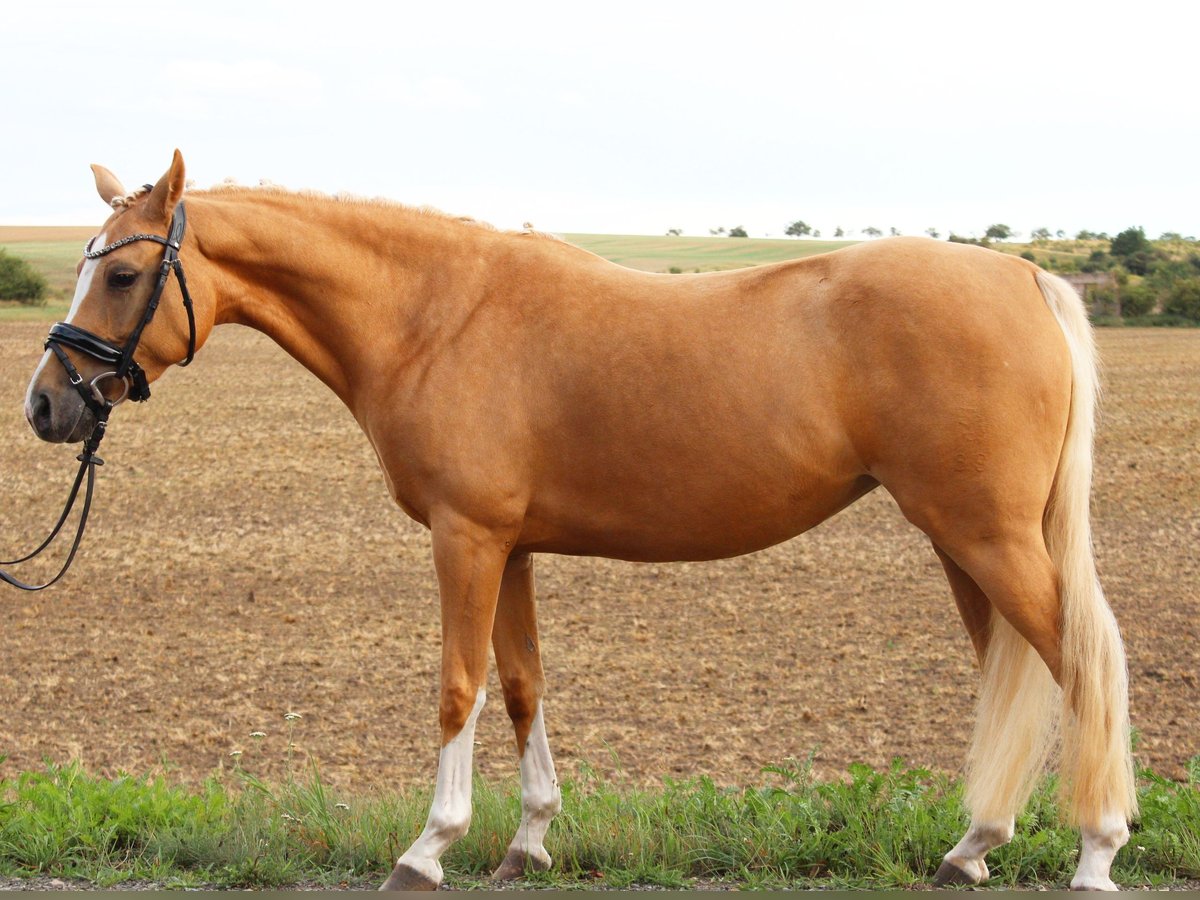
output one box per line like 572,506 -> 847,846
24,233 -> 105,422
65,232 -> 105,325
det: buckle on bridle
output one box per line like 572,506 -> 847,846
89,371 -> 130,408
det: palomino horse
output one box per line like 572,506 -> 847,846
24,152 -> 1136,890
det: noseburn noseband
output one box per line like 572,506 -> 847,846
0,198 -> 197,591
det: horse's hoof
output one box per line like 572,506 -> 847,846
933,858 -> 981,887
491,847 -> 551,881
379,862 -> 439,891
1070,876 -> 1119,891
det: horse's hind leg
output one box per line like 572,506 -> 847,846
490,553 -> 561,881
939,528 -> 1131,891
930,542 -> 1057,886
933,543 -> 991,667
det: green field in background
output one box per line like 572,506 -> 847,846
0,228 -> 855,321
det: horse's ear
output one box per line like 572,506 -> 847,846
144,149 -> 187,224
91,164 -> 126,207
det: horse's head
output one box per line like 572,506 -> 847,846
26,150 -> 208,443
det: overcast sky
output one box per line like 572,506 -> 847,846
3,1 -> 1196,239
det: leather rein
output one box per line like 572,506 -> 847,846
0,197 -> 196,591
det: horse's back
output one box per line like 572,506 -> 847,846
506,238 -> 1071,561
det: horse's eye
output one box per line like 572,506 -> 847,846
107,271 -> 138,291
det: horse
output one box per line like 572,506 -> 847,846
22,151 -> 1136,891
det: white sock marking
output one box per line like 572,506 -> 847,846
392,688 -> 486,886
943,817 -> 1014,884
1072,812 -> 1129,891
504,700 -> 561,866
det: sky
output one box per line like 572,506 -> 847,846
2,0 -> 1196,240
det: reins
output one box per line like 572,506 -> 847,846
0,198 -> 196,591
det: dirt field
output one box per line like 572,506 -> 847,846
0,324 -> 1196,794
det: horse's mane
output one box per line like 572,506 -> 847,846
175,179 -> 562,242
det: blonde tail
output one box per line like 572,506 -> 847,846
1037,270 -> 1137,827
964,612 -> 1059,823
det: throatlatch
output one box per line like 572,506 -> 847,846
1,200 -> 196,591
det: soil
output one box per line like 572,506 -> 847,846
0,324 -> 1196,794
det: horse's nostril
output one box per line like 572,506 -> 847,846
32,392 -> 52,433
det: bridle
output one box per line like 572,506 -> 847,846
0,195 -> 197,591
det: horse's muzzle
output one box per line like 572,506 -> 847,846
25,387 -> 92,444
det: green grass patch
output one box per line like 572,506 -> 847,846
1093,313 -> 1200,328
0,241 -> 85,304
561,233 -> 854,273
0,301 -> 69,322
0,756 -> 1194,889
0,232 -> 851,324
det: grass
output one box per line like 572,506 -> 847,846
2,229 -> 1195,329
0,228 -> 93,305
0,230 -> 852,324
0,301 -> 68,322
562,233 -> 853,273
0,756 -> 1194,890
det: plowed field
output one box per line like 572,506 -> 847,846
0,324 -> 1196,792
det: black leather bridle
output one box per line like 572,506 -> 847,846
1,196 -> 197,591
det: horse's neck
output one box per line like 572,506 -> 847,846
195,194 -> 490,412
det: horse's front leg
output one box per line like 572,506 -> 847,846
490,553 -> 561,881
381,517 -> 512,891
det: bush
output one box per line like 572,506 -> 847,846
1020,250 -> 1037,262
1163,278 -> 1200,321
0,249 -> 48,305
1121,282 -> 1157,317
728,226 -> 748,238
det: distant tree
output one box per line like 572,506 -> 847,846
0,249 -> 47,305
889,226 -> 901,237
1056,229 -> 1066,239
948,233 -> 983,246
1030,227 -> 1052,242
709,226 -> 726,236
862,226 -> 882,239
785,220 -> 813,237
728,225 -> 748,238
985,223 -> 1014,241
1159,231 -> 1184,242
1110,226 -> 1150,258
666,228 -> 682,236
813,229 -> 821,238
833,226 -> 844,238
925,227 -> 940,239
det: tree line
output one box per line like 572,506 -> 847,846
666,222 -> 1198,324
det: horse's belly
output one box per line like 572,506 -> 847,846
517,471 -> 877,562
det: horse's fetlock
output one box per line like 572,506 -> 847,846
427,808 -> 471,843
